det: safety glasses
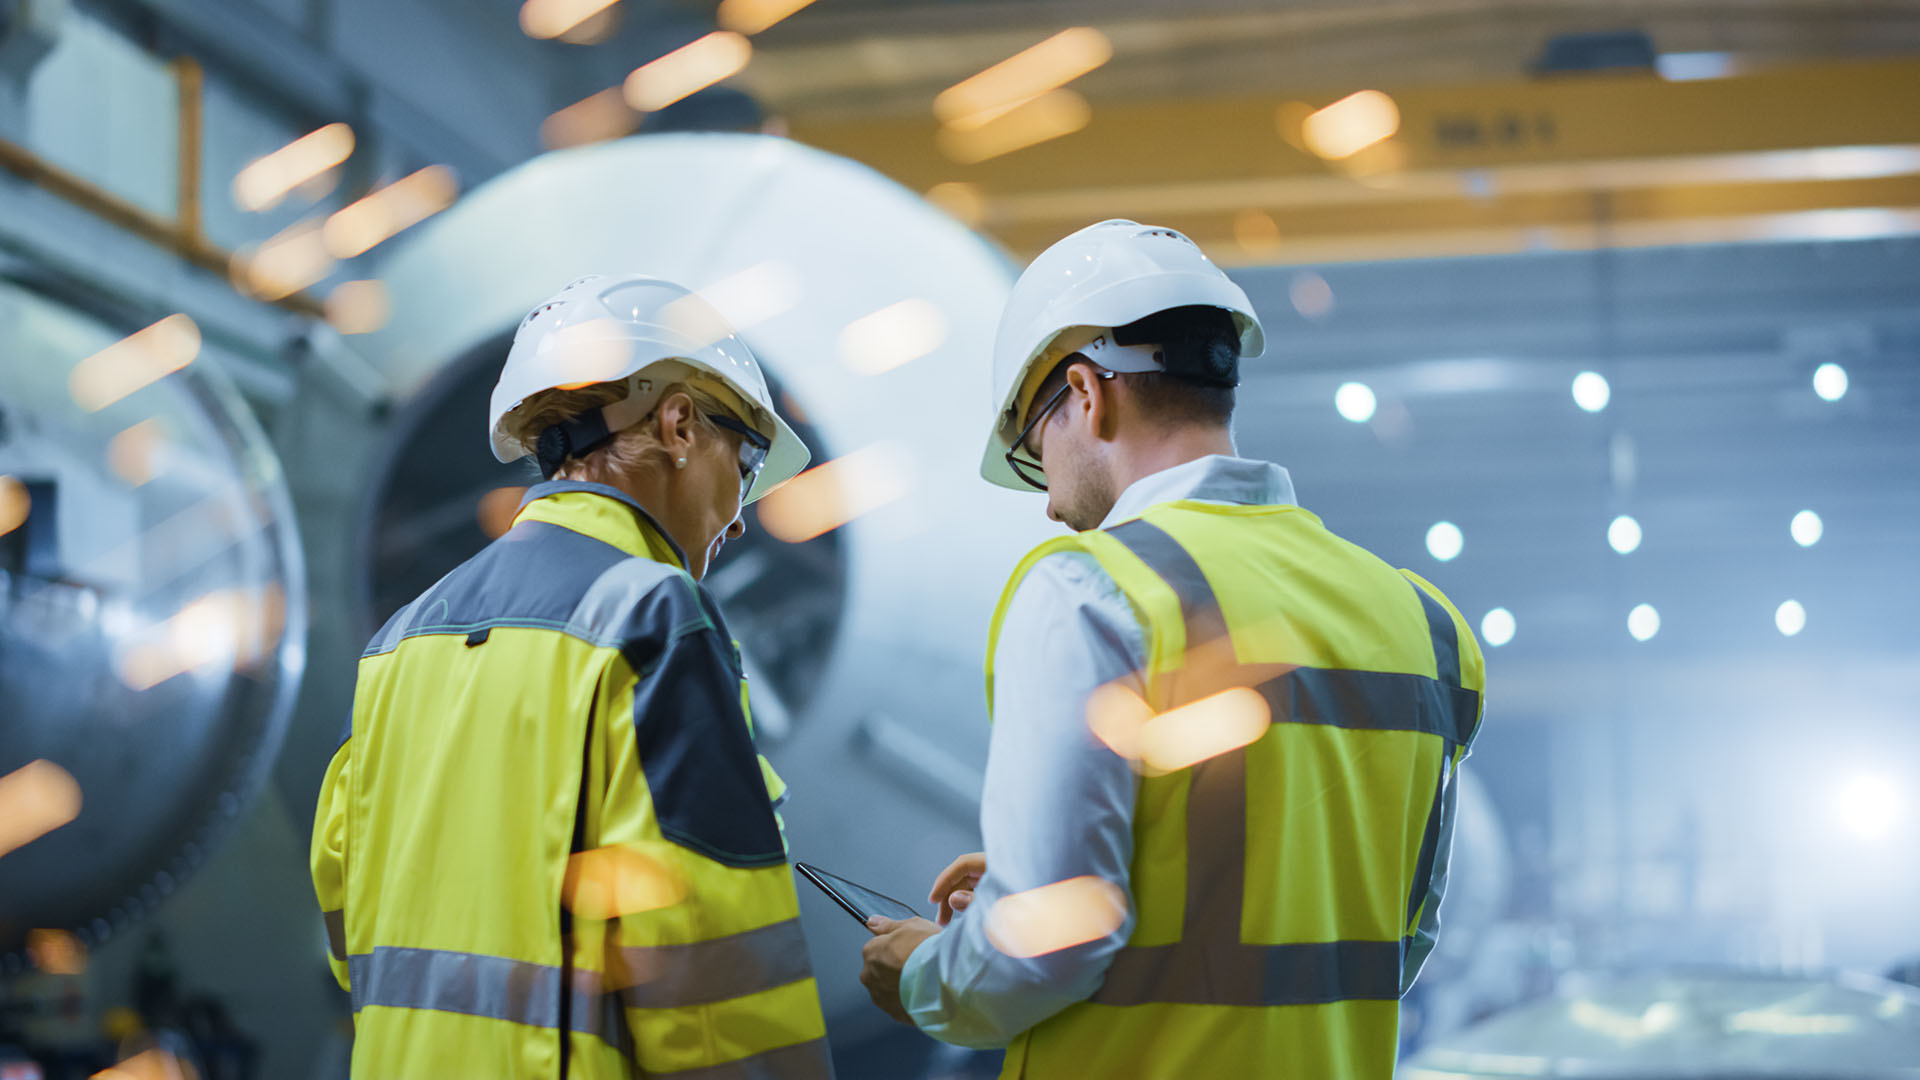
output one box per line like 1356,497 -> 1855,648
706,412 -> 771,501
1003,366 -> 1114,492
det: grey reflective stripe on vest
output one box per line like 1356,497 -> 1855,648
1406,576 -> 1462,689
648,1038 -> 835,1080
1107,518 -> 1229,652
349,919 -> 812,1045
616,919 -> 813,1008
1094,517 -> 1469,1007
350,946 -> 569,1029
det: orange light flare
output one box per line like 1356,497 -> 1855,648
117,587 -> 288,691
325,280 -> 391,335
477,486 -> 530,539
1333,137 -> 1411,188
986,875 -> 1129,959
756,443 -> 912,544
934,28 -> 1112,130
231,219 -> 334,301
624,32 -> 752,114
542,88 -> 640,150
520,0 -> 620,41
563,844 -> 687,922
322,166 -> 459,260
839,298 -> 946,375
716,0 -> 818,35
925,181 -> 987,227
937,90 -> 1091,165
106,419 -> 170,487
0,759 -> 83,860
0,475 -> 28,537
68,315 -> 202,412
1233,209 -> 1282,258
231,122 -> 354,212
92,1049 -> 196,1080
27,928 -> 87,975
1086,654 -> 1280,773
1298,90 -> 1401,161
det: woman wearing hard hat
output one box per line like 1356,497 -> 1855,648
311,275 -> 834,1079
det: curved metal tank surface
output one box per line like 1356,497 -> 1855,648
0,281 -> 306,969
291,131 -> 1513,1036
1402,970 -> 1920,1079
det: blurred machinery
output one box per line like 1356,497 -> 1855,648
1403,969 -> 1920,1079
0,282 -> 304,966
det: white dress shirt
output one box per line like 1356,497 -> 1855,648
897,455 -> 1299,1048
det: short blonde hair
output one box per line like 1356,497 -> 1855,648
510,378 -> 735,487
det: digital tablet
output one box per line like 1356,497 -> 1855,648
795,861 -> 922,926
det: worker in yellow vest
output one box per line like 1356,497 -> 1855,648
860,221 -> 1486,1077
312,275 -> 834,1078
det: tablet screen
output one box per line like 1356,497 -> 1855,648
796,862 -> 922,924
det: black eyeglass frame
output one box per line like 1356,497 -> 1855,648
706,411 -> 772,500
1003,363 -> 1115,492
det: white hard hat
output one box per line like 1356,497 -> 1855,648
488,274 -> 809,503
979,219 -> 1265,490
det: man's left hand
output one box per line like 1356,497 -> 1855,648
860,916 -> 940,1025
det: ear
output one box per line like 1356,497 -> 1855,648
654,390 -> 699,460
1066,362 -> 1117,442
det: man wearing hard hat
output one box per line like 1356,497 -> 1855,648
312,275 -> 834,1078
860,221 -> 1487,1076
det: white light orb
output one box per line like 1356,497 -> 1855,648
1607,514 -> 1642,555
1627,603 -> 1660,642
1775,599 -> 1806,637
1834,774 -> 1899,841
1812,362 -> 1849,402
1480,608 -> 1515,647
1791,509 -> 1823,547
1335,381 -> 1377,423
1572,371 -> 1611,412
1426,521 -> 1463,562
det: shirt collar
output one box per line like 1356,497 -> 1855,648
1098,455 -> 1296,530
512,480 -> 689,570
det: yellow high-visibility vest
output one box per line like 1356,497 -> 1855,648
984,498 -> 1485,1078
311,480 -> 833,1079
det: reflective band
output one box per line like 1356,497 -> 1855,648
347,923 -> 812,1041
617,919 -> 812,1008
350,946 -> 564,1029
322,909 -> 346,962
1406,578 -> 1462,688
1107,518 -> 1230,656
1256,666 -> 1479,746
1093,939 -> 1405,1007
649,1037 -> 835,1080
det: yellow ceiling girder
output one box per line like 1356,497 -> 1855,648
788,57 -> 1920,263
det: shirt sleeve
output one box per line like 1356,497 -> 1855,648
898,551 -> 1146,1048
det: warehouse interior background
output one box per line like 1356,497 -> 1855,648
1,0 -> 1918,1076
